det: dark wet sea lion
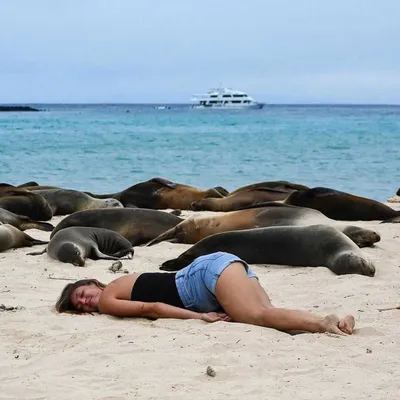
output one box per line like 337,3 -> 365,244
28,227 -> 134,266
160,225 -> 376,277
147,202 -> 380,248
85,177 -> 226,209
0,223 -> 48,252
31,189 -> 123,215
50,208 -> 183,245
0,191 -> 53,221
0,208 -> 54,231
191,188 -> 296,212
397,188 -> 400,196
284,187 -> 400,221
229,181 -> 309,195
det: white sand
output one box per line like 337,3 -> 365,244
1,205 -> 400,400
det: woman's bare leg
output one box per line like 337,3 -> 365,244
215,263 -> 355,334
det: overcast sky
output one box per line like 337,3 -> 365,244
1,1 -> 399,104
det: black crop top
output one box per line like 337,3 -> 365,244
131,272 -> 185,309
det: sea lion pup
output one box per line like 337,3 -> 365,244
229,180 -> 309,195
191,187 -> 296,212
0,208 -> 54,231
0,223 -> 48,253
283,187 -> 400,221
85,177 -> 226,209
50,208 -> 183,245
28,227 -> 134,266
160,224 -> 376,277
0,191 -> 53,221
30,189 -> 123,216
147,202 -> 380,248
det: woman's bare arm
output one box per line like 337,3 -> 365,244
99,297 -> 204,320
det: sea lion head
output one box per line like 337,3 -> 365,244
58,243 -> 86,267
103,198 -> 123,208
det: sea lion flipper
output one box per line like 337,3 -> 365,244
159,259 -> 182,271
27,248 -> 47,256
150,177 -> 177,189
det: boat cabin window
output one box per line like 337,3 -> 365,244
210,94 -> 218,98
209,100 -> 223,104
243,100 -> 251,103
231,100 -> 242,104
222,95 -> 232,98
233,94 -> 245,98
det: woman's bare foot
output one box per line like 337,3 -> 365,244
323,314 -> 355,335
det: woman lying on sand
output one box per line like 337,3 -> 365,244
56,251 -> 355,335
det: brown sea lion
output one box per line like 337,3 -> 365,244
147,202 -> 380,248
0,208 -> 54,231
0,223 -> 48,252
50,208 -> 183,245
30,189 -> 123,215
28,227 -> 134,266
85,177 -> 227,209
284,187 -> 400,221
191,188 -> 293,212
0,191 -> 53,221
160,225 -> 376,277
229,180 -> 309,195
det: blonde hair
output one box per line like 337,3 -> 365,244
55,279 -> 106,313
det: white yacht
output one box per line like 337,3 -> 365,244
190,87 -> 264,109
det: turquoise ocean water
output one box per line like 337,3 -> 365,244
0,104 -> 399,201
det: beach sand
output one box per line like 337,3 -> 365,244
1,205 -> 400,400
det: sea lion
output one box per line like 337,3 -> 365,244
160,224 -> 376,277
284,187 -> 400,221
229,181 -> 309,195
85,177 -> 226,209
191,188 -> 296,212
0,208 -> 54,231
28,227 -> 134,266
0,223 -> 48,253
30,189 -> 123,215
50,208 -> 183,245
147,202 -> 380,248
0,191 -> 53,221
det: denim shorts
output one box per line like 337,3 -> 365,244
175,251 -> 258,312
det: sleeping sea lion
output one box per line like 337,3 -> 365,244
191,188 -> 297,212
30,189 -> 123,215
28,227 -> 134,266
147,202 -> 380,248
284,187 -> 400,221
229,181 -> 309,195
160,224 -> 376,277
0,208 -> 54,231
85,177 -> 226,209
50,208 -> 183,245
0,224 -> 48,252
0,191 -> 53,221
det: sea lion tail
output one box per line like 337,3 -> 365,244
31,239 -> 49,246
24,221 -> 54,232
146,227 -> 177,246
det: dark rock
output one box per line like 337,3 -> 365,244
0,105 -> 40,112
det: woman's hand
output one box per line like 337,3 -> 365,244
200,312 -> 232,323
